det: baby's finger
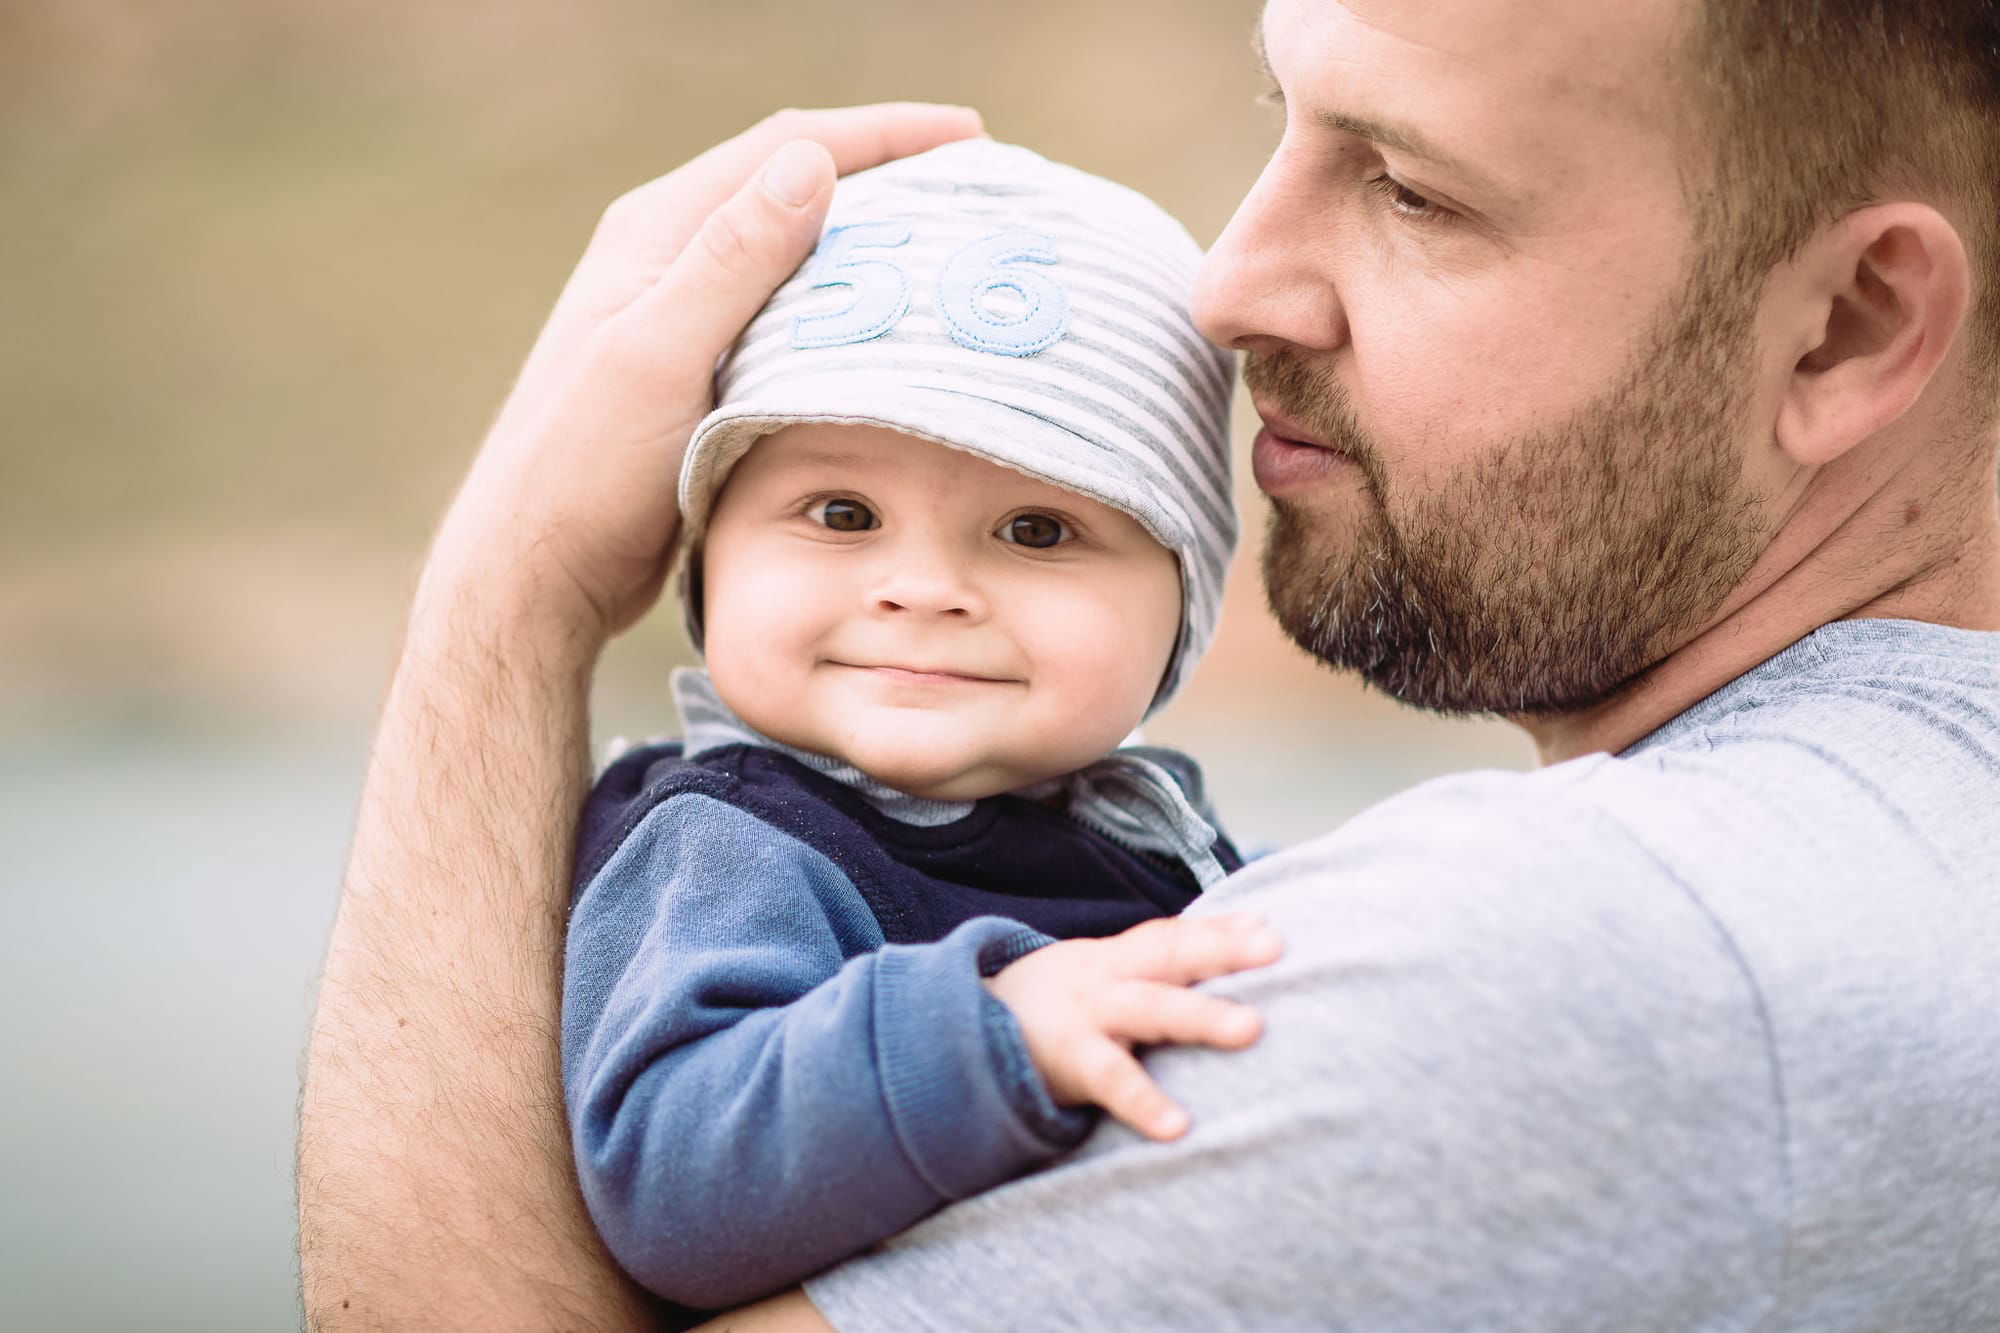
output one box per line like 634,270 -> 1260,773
1100,914 -> 1284,987
1095,981 -> 1263,1050
1067,1034 -> 1191,1142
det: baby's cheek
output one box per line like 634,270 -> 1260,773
703,611 -> 815,741
1024,617 -> 1160,756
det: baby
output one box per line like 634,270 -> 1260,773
561,140 -> 1271,1323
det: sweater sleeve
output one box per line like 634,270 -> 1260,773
560,792 -> 1094,1311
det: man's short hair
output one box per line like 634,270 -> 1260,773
1690,1 -> 2000,385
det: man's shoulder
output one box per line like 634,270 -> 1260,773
1171,761 -> 1790,1288
1187,758 -> 1787,1055
1201,759 -> 1687,936
1208,647 -> 2000,936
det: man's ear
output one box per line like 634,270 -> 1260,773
1774,203 -> 1971,467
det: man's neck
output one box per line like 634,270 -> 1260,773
1523,429 -> 2000,765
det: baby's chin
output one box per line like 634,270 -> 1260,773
751,703 -> 1121,801
834,743 -> 1046,802
813,724 -> 1091,802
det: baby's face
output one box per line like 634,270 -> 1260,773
700,423 -> 1183,800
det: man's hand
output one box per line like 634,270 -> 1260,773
298,104 -> 981,1333
985,913 -> 1283,1141
427,103 -> 987,647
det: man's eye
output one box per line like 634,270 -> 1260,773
1369,175 -> 1453,225
810,498 -> 878,532
1000,513 -> 1068,549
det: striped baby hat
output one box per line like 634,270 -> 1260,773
679,138 -> 1236,712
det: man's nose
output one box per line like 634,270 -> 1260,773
1192,147 -> 1348,355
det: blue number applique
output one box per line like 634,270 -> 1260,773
790,220 -> 914,349
935,229 -> 1070,357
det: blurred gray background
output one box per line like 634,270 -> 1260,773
1,2 -> 1526,1327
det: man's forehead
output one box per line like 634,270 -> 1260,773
1280,0 -> 1685,77
1258,0 -> 1689,163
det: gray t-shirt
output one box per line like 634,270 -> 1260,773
804,619 -> 2000,1331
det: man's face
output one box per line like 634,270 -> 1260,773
1197,0 -> 1774,716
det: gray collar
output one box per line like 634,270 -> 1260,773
668,667 -> 1228,889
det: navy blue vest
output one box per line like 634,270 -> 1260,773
574,742 -> 1241,943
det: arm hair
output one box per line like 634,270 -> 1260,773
296,560 -> 657,1331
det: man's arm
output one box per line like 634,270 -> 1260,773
712,770 -> 1789,1332
300,563 -> 636,1328
295,104 -> 984,1331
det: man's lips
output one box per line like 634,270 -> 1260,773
1250,401 -> 1358,496
1251,401 -> 1340,451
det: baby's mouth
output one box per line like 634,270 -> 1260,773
831,661 -> 1014,686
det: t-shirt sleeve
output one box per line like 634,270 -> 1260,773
803,768 -> 1791,1332
561,793 -> 1091,1312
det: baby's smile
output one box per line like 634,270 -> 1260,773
831,662 -> 1020,686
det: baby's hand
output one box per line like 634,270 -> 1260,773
984,913 -> 1283,1142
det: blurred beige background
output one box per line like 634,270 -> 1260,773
1,2 -> 1525,1326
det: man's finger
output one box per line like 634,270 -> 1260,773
1102,914 -> 1284,986
1071,1036 -> 1190,1142
1094,981 -> 1263,1050
590,139 -> 836,423
603,103 -> 985,265
519,103 -> 983,396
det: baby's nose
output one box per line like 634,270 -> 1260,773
867,557 -> 988,619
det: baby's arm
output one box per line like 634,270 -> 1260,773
563,792 -> 1277,1313
565,793 -> 1058,1309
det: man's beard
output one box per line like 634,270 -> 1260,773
1253,252 -> 1767,718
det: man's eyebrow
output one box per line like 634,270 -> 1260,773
1249,24 -> 1496,192
1316,108 -> 1484,181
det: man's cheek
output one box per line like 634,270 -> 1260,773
1380,282 -> 1566,411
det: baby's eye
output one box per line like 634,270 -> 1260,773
1000,512 -> 1068,549
810,498 -> 878,532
